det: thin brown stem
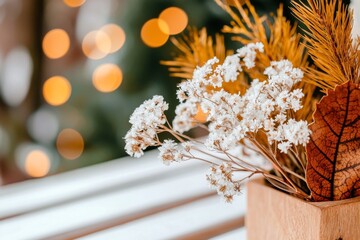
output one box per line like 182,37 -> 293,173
249,136 -> 305,195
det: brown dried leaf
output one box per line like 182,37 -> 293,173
306,81 -> 360,201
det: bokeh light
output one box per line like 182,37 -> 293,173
100,24 -> 126,53
82,30 -> 110,60
159,7 -> 188,35
25,150 -> 51,178
1,47 -> 33,107
27,108 -> 59,144
75,0 -> 112,41
95,30 -> 112,54
141,18 -> 169,47
56,128 -> 84,160
42,29 -> 70,59
43,76 -> 72,106
92,63 -> 123,92
63,0 -> 86,8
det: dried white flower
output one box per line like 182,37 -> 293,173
237,42 -> 264,69
278,141 -> 292,154
217,54 -> 242,82
158,139 -> 185,165
192,57 -> 219,82
265,60 -> 303,89
176,89 -> 187,102
125,96 -> 169,157
282,119 -> 311,147
215,42 -> 264,83
125,42 -> 312,201
129,95 -> 168,130
181,141 -> 193,152
172,44 -> 310,155
173,100 -> 198,133
206,163 -> 241,202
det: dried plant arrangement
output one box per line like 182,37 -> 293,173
125,0 -> 360,202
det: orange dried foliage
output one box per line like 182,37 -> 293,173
161,27 -> 249,94
292,0 -> 360,91
306,81 -> 360,201
221,0 -> 245,7
161,28 -> 228,79
194,104 -> 208,123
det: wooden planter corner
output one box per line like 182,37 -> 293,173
246,178 -> 360,240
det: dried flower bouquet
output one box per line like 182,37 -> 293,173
125,0 -> 360,202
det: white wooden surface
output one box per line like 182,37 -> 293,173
211,228 -> 247,240
0,150 -> 247,240
79,195 -> 246,240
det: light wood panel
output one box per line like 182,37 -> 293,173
247,178 -> 360,240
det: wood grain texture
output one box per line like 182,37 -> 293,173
246,178 -> 360,240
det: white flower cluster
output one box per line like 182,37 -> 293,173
125,95 -> 168,157
218,42 -> 264,82
206,163 -> 241,202
273,119 -> 311,153
158,139 -> 190,165
237,42 -> 264,69
209,60 -> 310,153
202,90 -> 244,150
173,43 -> 310,153
125,42 -> 312,202
173,43 -> 264,133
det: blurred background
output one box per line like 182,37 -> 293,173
0,0 -> 235,184
0,0 -> 353,184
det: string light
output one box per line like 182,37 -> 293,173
141,18 -> 169,48
100,24 -> 126,53
27,109 -> 59,144
159,7 -> 188,35
42,29 -> 70,59
82,30 -> 110,60
82,24 -> 126,59
56,128 -> 84,160
1,47 -> 32,107
63,0 -> 86,8
43,76 -> 72,106
92,63 -> 123,92
25,150 -> 51,178
95,30 -> 112,54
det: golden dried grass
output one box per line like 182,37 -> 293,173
292,0 -> 360,90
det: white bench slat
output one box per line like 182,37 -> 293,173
0,152 -> 161,195
0,150 -> 203,219
210,228 -> 246,240
78,194 -> 246,240
0,164 -> 215,240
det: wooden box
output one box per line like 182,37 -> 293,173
246,178 -> 360,240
